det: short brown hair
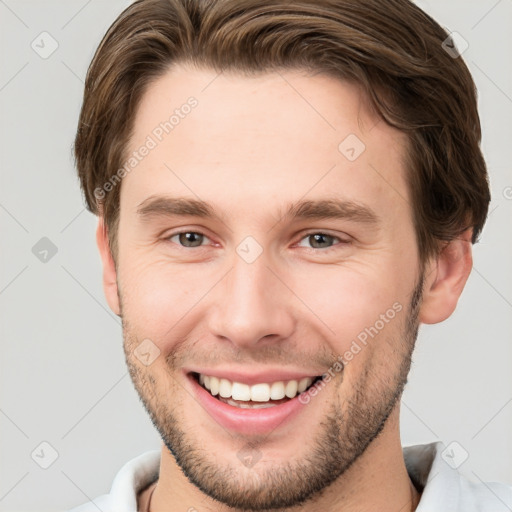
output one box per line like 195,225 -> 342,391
74,0 -> 490,264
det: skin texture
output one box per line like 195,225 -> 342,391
96,65 -> 473,511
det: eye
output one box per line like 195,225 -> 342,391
167,231 -> 211,248
296,232 -> 346,250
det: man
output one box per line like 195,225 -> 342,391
69,0 -> 511,510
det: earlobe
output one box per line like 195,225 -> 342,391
418,229 -> 473,324
96,219 -> 121,316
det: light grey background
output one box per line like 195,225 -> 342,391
0,0 -> 511,510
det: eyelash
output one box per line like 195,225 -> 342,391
296,232 -> 349,251
164,230 -> 349,252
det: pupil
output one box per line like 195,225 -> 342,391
311,233 -> 331,248
181,232 -> 202,247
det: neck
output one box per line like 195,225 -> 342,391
147,408 -> 421,512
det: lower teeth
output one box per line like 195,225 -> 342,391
218,396 -> 279,409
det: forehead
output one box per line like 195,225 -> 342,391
122,64 -> 410,220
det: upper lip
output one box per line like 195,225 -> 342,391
186,368 -> 324,386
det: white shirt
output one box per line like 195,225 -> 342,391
68,442 -> 512,511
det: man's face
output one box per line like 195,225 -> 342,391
114,65 -> 423,509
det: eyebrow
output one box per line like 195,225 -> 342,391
136,195 -> 379,225
281,198 -> 379,224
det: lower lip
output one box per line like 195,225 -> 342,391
188,373 -> 309,435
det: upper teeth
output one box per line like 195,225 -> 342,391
199,374 -> 315,402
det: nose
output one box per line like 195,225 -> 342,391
207,247 -> 296,349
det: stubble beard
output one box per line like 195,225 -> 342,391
122,273 -> 423,511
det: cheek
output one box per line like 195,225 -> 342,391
119,256 -> 227,358
291,265 -> 406,355
118,259 -> 192,337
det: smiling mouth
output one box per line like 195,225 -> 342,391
191,372 -> 323,409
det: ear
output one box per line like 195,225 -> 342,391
96,218 -> 121,316
419,229 -> 473,324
